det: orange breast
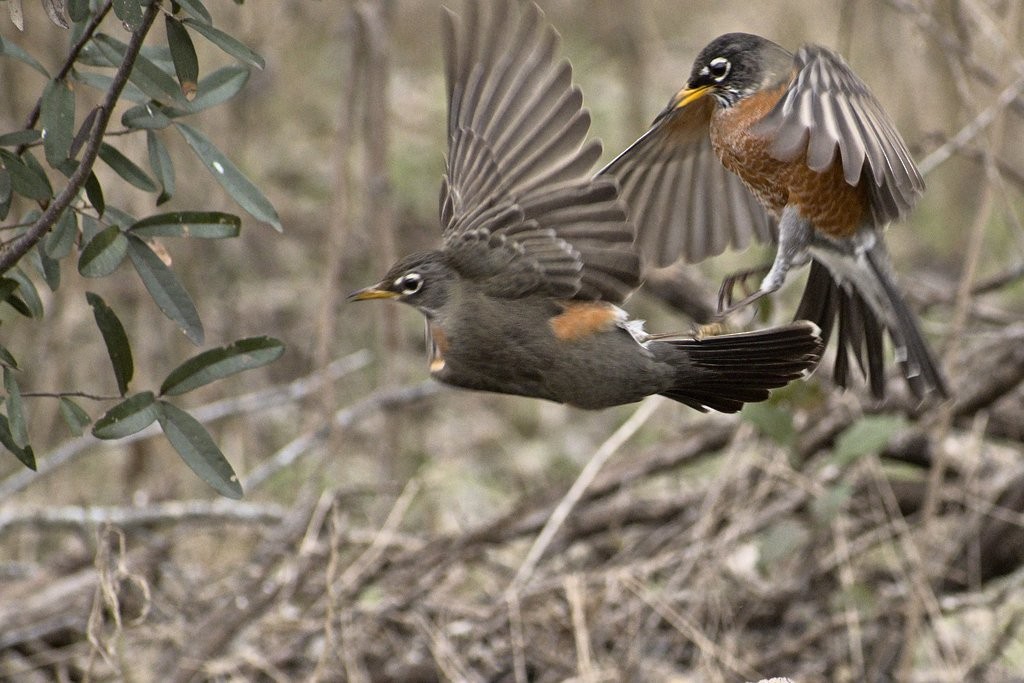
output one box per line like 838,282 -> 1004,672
549,302 -> 622,342
709,85 -> 866,239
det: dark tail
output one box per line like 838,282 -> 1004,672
795,243 -> 948,401
657,321 -> 824,413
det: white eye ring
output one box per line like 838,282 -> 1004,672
708,57 -> 731,81
395,272 -> 423,295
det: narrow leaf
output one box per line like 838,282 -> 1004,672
0,343 -> 17,369
85,172 -> 105,215
4,367 -> 29,448
69,106 -> 99,161
161,336 -> 284,396
122,103 -> 172,130
46,208 -> 78,259
182,18 -> 264,70
59,396 -> 91,436
72,70 -> 149,104
86,291 -> 134,395
157,400 -> 242,499
146,130 -> 175,204
0,36 -> 49,76
0,168 -> 10,220
41,79 -> 75,167
99,142 -> 158,192
8,269 -> 43,318
92,391 -> 158,439
175,0 -> 212,24
34,245 -> 61,292
126,234 -> 204,344
0,415 -> 35,469
0,129 -> 42,147
166,15 -> 199,100
176,122 -> 281,231
79,225 -> 128,277
174,66 -> 248,115
92,34 -> 187,107
68,0 -> 89,23
129,211 -> 240,239
0,149 -> 53,201
112,0 -> 143,30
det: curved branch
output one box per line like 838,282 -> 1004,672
0,1 -> 159,275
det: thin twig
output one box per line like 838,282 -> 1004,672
0,1 -> 160,274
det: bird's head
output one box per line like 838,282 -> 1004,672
661,32 -> 793,113
347,250 -> 457,319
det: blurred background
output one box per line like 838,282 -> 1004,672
1,0 -> 1023,680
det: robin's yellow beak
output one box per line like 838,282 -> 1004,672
671,84 -> 712,110
347,286 -> 398,302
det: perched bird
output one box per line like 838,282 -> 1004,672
602,32 -> 948,400
350,5 -> 823,413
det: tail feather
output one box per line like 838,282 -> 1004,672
796,243 -> 948,400
656,321 -> 824,413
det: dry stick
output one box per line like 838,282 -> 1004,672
621,573 -> 761,681
833,515 -> 866,679
506,591 -> 528,683
508,397 -> 662,593
0,2 -> 160,274
565,573 -> 595,679
0,351 -> 370,498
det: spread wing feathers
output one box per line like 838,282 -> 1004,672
599,96 -> 776,266
439,1 -> 639,301
755,44 -> 925,225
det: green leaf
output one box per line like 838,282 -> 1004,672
8,269 -> 43,318
113,0 -> 144,30
46,208 -> 78,259
86,292 -> 134,395
92,391 -> 159,439
166,15 -> 199,100
84,173 -> 105,216
41,79 -> 76,168
182,18 -> 264,70
126,234 -> 204,345
68,0 -> 90,23
0,149 -> 53,201
129,211 -> 240,239
0,36 -> 49,77
0,343 -> 17,369
79,225 -> 128,278
72,70 -> 150,104
179,66 -> 248,114
161,336 -> 284,396
0,168 -> 9,220
146,131 -> 175,204
176,122 -> 281,231
93,34 -> 187,107
59,396 -> 91,436
34,244 -> 61,292
157,401 -> 242,499
741,402 -> 796,447
4,367 -> 30,448
0,130 -> 42,147
99,142 -> 158,192
122,103 -> 172,130
175,0 -> 212,24
833,415 -> 907,467
0,415 -> 35,469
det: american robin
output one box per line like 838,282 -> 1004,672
602,32 -> 948,401
349,5 -> 824,413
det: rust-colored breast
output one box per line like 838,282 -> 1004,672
710,84 -> 866,239
549,302 -> 622,342
428,322 -> 449,373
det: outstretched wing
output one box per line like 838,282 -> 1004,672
755,44 -> 925,225
439,0 -> 639,302
599,96 -> 776,267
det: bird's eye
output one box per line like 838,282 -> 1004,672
708,57 -> 731,82
395,272 -> 423,295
